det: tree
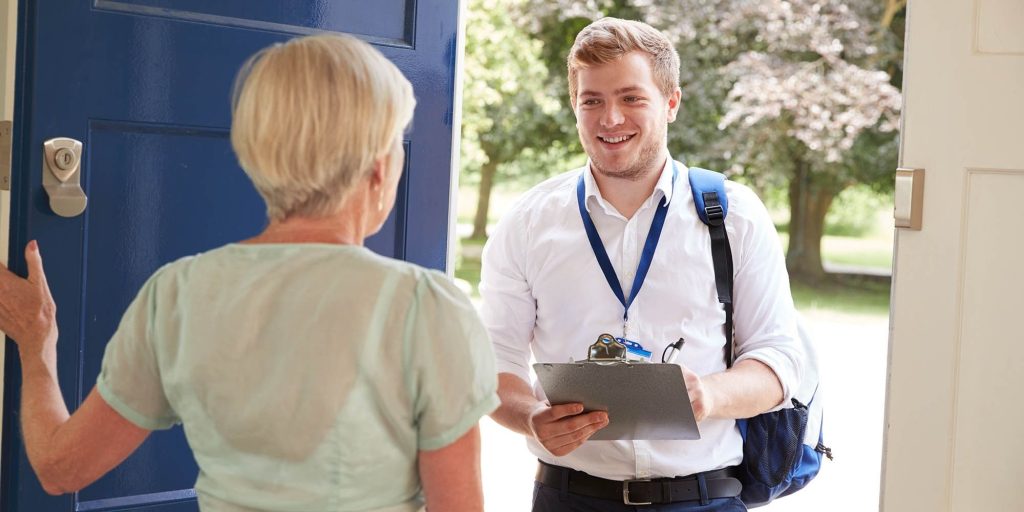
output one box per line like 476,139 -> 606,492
708,0 -> 902,281
461,0 -> 574,239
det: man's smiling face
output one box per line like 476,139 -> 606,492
573,51 -> 680,181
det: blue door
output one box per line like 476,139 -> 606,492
2,1 -> 461,510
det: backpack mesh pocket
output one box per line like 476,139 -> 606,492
742,399 -> 808,487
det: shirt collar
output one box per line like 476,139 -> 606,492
582,155 -> 678,213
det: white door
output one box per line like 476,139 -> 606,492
883,0 -> 1024,510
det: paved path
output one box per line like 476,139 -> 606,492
478,308 -> 890,511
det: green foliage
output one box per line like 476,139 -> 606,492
461,0 -> 575,184
824,185 -> 892,237
774,184 -> 894,237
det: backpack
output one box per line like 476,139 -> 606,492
688,166 -> 833,507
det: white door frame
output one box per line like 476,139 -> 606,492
444,0 -> 467,279
0,0 -> 19,493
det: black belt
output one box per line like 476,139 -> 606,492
536,461 -> 743,506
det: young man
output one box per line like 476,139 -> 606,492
480,18 -> 806,511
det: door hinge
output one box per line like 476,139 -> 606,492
0,120 -> 11,191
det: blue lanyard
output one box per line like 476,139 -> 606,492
576,162 -> 677,334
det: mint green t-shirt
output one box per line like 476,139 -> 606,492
96,244 -> 499,512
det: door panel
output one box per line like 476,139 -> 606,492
949,171 -> 1024,510
2,0 -> 460,510
883,0 -> 1024,509
94,0 -> 416,45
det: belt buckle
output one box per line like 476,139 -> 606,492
622,478 -> 652,506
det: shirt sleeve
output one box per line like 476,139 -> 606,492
407,272 -> 500,451
727,183 -> 805,406
479,206 -> 537,384
95,271 -> 180,430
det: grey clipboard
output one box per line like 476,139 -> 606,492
533,362 -> 700,441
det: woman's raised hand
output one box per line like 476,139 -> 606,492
0,241 -> 58,356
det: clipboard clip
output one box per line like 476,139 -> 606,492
587,333 -> 630,363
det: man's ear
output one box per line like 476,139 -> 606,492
667,87 -> 682,123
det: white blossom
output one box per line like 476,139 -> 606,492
718,52 -> 900,162
638,0 -> 901,164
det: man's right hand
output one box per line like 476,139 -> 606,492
527,402 -> 609,456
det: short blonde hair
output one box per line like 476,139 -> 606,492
567,18 -> 680,107
231,34 -> 415,221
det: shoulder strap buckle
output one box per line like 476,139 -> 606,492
704,204 -> 725,224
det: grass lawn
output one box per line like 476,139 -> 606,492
791,277 -> 890,317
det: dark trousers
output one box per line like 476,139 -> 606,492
532,480 -> 748,512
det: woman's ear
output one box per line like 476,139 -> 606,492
369,152 -> 390,190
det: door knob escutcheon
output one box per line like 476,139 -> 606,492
42,137 -> 87,217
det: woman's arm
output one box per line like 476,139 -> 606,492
417,425 -> 484,512
2,242 -> 150,494
23,383 -> 150,495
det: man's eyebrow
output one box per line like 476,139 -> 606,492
578,86 -> 644,97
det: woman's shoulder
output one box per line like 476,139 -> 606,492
355,255 -> 478,325
138,243 -> 473,309
336,247 -> 454,288
376,257 -> 471,310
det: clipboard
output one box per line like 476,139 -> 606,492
533,361 -> 701,440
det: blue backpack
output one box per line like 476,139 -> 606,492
688,166 -> 833,507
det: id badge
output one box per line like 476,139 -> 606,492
616,337 -> 653,362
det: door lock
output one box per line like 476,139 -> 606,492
54,148 -> 77,172
42,137 -> 87,217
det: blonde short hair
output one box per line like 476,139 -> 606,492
231,34 -> 415,221
567,18 -> 680,108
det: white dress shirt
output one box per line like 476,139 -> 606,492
480,157 -> 805,480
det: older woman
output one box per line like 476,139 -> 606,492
0,35 -> 497,511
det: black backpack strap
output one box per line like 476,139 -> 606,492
706,192 -> 735,368
688,167 -> 736,367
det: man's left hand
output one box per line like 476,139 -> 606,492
680,364 -> 715,422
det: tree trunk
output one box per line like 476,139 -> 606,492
881,0 -> 907,29
786,161 -> 839,284
471,159 -> 499,240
